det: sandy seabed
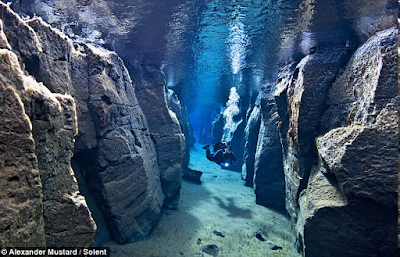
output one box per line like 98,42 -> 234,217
104,145 -> 301,257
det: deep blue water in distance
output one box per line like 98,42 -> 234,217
162,0 -> 300,142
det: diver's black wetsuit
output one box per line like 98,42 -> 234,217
206,148 -> 224,164
204,143 -> 236,167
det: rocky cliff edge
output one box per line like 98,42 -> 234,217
0,2 -> 181,245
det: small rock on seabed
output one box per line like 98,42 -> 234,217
254,230 -> 267,241
213,230 -> 225,237
202,244 -> 219,256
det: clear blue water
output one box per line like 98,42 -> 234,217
162,0 -> 300,139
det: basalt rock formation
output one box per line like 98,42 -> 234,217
0,5 -> 95,246
11,0 -> 186,214
255,0 -> 398,255
133,66 -> 185,210
241,105 -> 261,187
0,51 -> 47,248
167,89 -> 191,169
0,2 -> 185,245
302,27 -> 398,256
253,95 -> 285,213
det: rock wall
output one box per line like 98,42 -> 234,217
167,89 -> 191,169
11,0 -> 186,214
0,3 -> 96,247
68,44 -> 164,244
0,51 -> 46,248
398,2 -> 400,250
1,9 -> 96,247
241,105 -> 261,187
267,1 -> 398,255
25,76 -> 95,247
276,48 -> 352,218
0,2 -> 171,245
252,0 -> 398,255
301,27 -> 397,256
133,66 -> 185,210
253,95 -> 285,213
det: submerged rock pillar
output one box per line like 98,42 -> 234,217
253,95 -> 286,213
242,105 -> 261,187
167,89 -> 191,169
133,66 -> 185,210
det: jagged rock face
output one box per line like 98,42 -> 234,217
318,27 -> 398,207
69,45 -> 164,243
269,0 -> 398,255
133,66 -> 185,210
0,2 -> 166,245
320,27 -> 398,134
241,105 -> 261,187
0,3 -> 96,247
24,80 -> 95,247
21,0 -> 187,214
0,51 -> 46,247
275,47 -> 352,218
253,96 -> 285,213
167,89 -> 191,169
270,0 -> 379,218
299,27 -> 398,256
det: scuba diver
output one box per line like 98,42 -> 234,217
203,142 -> 236,168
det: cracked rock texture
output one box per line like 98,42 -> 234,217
167,88 -> 191,170
0,50 -> 46,248
253,95 -> 285,213
133,66 -> 185,210
302,27 -> 398,256
0,2 -> 177,245
273,22 -> 397,257
241,105 -> 261,187
0,3 -> 96,247
260,0 -> 398,256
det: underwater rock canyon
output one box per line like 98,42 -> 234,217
0,0 -> 398,256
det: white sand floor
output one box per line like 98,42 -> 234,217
104,144 -> 301,257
